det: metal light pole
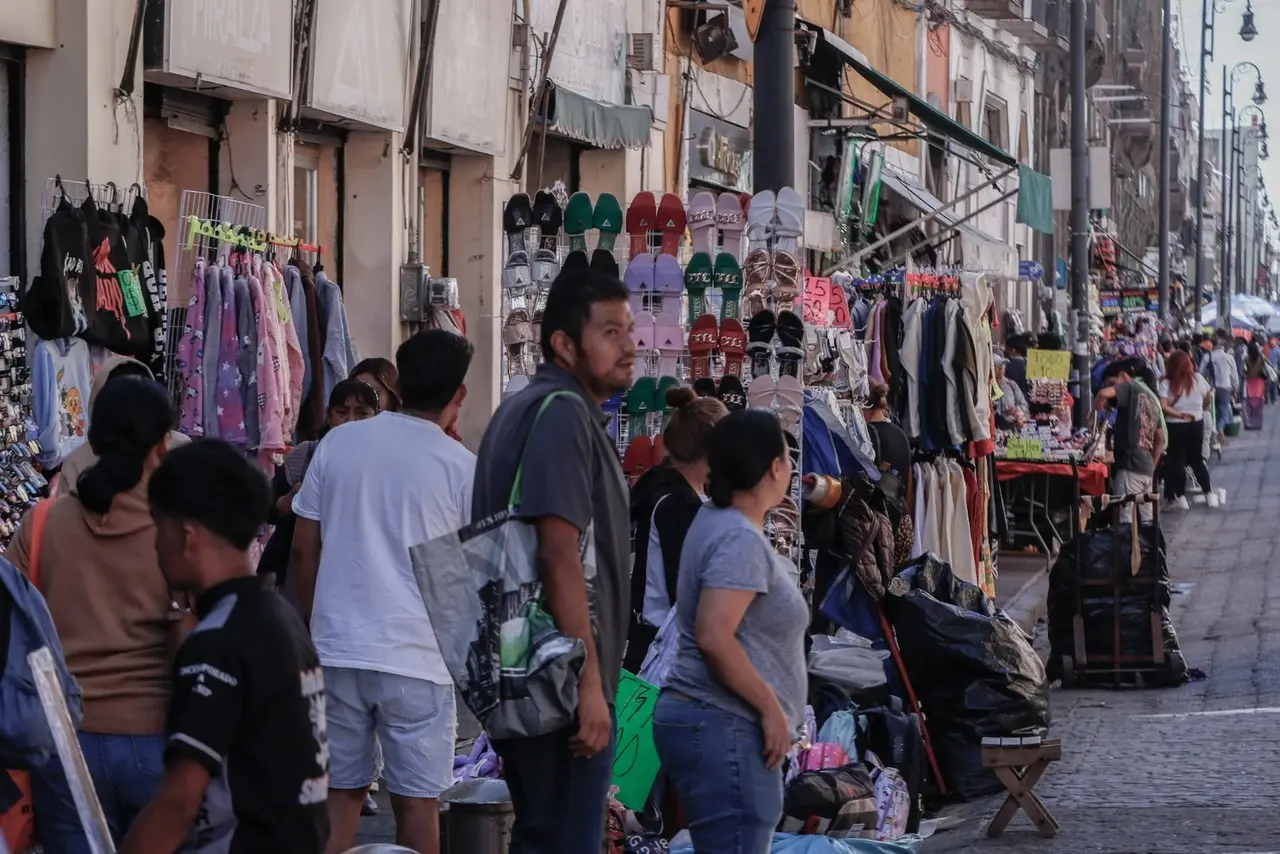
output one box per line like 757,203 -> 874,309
1235,109 -> 1268,295
752,0 -> 795,193
1070,0 -> 1091,425
1195,2 -> 1258,327
1220,62 -> 1267,324
1158,0 -> 1174,321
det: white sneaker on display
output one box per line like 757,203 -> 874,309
1207,492 -> 1220,509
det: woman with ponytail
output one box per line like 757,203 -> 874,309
652,410 -> 809,853
8,376 -> 180,852
624,386 -> 727,672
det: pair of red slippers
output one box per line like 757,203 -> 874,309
623,434 -> 667,486
626,192 -> 686,258
689,314 -> 747,380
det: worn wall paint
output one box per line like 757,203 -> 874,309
143,119 -> 210,305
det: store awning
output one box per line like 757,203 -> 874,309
879,167 -> 1005,248
546,82 -> 652,150
807,26 -> 1015,167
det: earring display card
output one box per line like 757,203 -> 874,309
0,278 -> 48,548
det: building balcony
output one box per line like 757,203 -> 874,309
967,0 -> 1025,21
1004,0 -> 1070,53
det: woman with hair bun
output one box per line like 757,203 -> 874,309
653,409 -> 808,853
8,376 -> 181,851
624,385 -> 727,672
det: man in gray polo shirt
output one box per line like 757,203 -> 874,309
471,265 -> 634,854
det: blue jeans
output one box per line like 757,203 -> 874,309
1216,387 -> 1234,431
652,693 -> 783,854
29,732 -> 165,853
490,710 -> 617,854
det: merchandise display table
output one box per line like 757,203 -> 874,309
995,459 -> 1109,568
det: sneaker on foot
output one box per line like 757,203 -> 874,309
1173,496 -> 1190,511
361,793 -> 378,816
1191,493 -> 1207,505
1216,488 -> 1227,505
1207,491 -> 1220,508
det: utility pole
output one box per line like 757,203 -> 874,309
1220,68 -> 1232,327
1070,0 -> 1091,426
1192,0 -> 1212,328
1157,0 -> 1173,322
753,0 -> 795,193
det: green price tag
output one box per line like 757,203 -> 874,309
117,269 -> 147,318
1006,437 -> 1044,460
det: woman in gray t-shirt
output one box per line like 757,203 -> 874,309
653,410 -> 808,854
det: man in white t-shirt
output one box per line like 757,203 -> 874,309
292,330 -> 476,854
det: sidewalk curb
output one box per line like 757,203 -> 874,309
1002,565 -> 1050,635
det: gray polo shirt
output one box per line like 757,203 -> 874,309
471,364 -> 631,706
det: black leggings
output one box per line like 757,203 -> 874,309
1164,419 -> 1212,499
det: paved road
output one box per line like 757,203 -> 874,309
921,413 -> 1280,852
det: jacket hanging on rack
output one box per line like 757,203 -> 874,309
81,196 -> 155,357
25,195 -> 92,342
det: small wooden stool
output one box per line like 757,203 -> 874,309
980,737 -> 1062,839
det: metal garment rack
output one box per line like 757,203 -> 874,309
40,176 -> 146,226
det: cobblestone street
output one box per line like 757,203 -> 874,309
921,414 -> 1280,853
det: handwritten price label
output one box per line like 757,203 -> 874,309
803,276 -> 832,327
1005,437 -> 1044,460
1026,349 -> 1071,381
611,672 -> 661,809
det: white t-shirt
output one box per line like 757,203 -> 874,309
293,412 -> 475,684
1158,374 -> 1212,421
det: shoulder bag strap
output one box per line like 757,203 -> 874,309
27,498 -> 54,591
507,390 -> 582,509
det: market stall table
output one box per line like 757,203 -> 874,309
996,458 -> 1109,568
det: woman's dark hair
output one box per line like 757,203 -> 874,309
866,382 -> 890,411
705,410 -> 787,508
350,357 -> 401,411
77,376 -> 174,515
1248,341 -> 1263,363
662,387 -> 727,465
329,378 -> 380,412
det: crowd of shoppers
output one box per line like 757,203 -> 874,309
0,262 -> 819,854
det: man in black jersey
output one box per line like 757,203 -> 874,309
120,440 -> 329,854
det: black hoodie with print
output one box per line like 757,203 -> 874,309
24,197 -> 93,342
80,196 -> 153,358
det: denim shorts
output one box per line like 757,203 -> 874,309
323,666 -> 457,798
652,693 -> 783,854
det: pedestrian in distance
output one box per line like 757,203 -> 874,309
470,266 -> 636,854
1094,357 -> 1166,522
10,376 -> 183,853
1157,350 -> 1217,510
292,330 -> 477,854
653,409 -> 809,854
121,440 -> 328,854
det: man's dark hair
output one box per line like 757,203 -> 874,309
539,267 -> 630,356
148,440 -> 271,551
395,329 -> 475,412
107,360 -> 153,383
1100,358 -> 1131,384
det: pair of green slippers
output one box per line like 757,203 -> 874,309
684,252 -> 744,323
564,192 -> 624,257
626,375 -> 680,441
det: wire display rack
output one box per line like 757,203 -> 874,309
40,176 -> 147,227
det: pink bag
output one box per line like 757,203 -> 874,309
797,742 -> 850,773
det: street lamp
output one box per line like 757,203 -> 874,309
1221,62 -> 1266,316
1234,103 -> 1267,298
1194,0 -> 1260,328
1241,1 -> 1259,42
1253,80 -> 1268,106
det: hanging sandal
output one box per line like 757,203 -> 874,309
623,435 -> 654,485
717,374 -> 747,411
503,309 -> 533,376
684,252 -> 714,324
625,254 -> 656,315
655,313 -> 684,378
716,192 -> 746,258
627,377 -> 659,442
688,314 -> 719,382
767,496 -> 801,558
747,374 -> 777,411
747,309 -> 776,379
715,252 -> 745,322
772,251 -> 802,314
656,375 -> 681,427
742,248 -> 772,317
657,193 -> 687,256
694,376 -> 718,398
626,191 -> 658,259
746,189 -> 776,247
632,310 -> 658,380
773,186 -> 804,255
774,310 -> 805,379
688,191 -> 718,256
719,318 -> 748,378
775,374 -> 804,438
654,254 -> 685,317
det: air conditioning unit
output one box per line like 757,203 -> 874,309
628,33 -> 656,71
954,79 -> 974,104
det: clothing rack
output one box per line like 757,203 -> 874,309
40,175 -> 147,226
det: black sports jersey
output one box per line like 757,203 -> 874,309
166,575 -> 328,853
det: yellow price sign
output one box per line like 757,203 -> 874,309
1026,349 -> 1071,381
1005,437 -> 1044,460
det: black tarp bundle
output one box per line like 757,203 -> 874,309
1047,522 -> 1187,687
883,555 -> 1050,800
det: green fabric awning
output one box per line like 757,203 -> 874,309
1016,166 -> 1055,235
547,82 -> 653,150
811,27 -> 1016,167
